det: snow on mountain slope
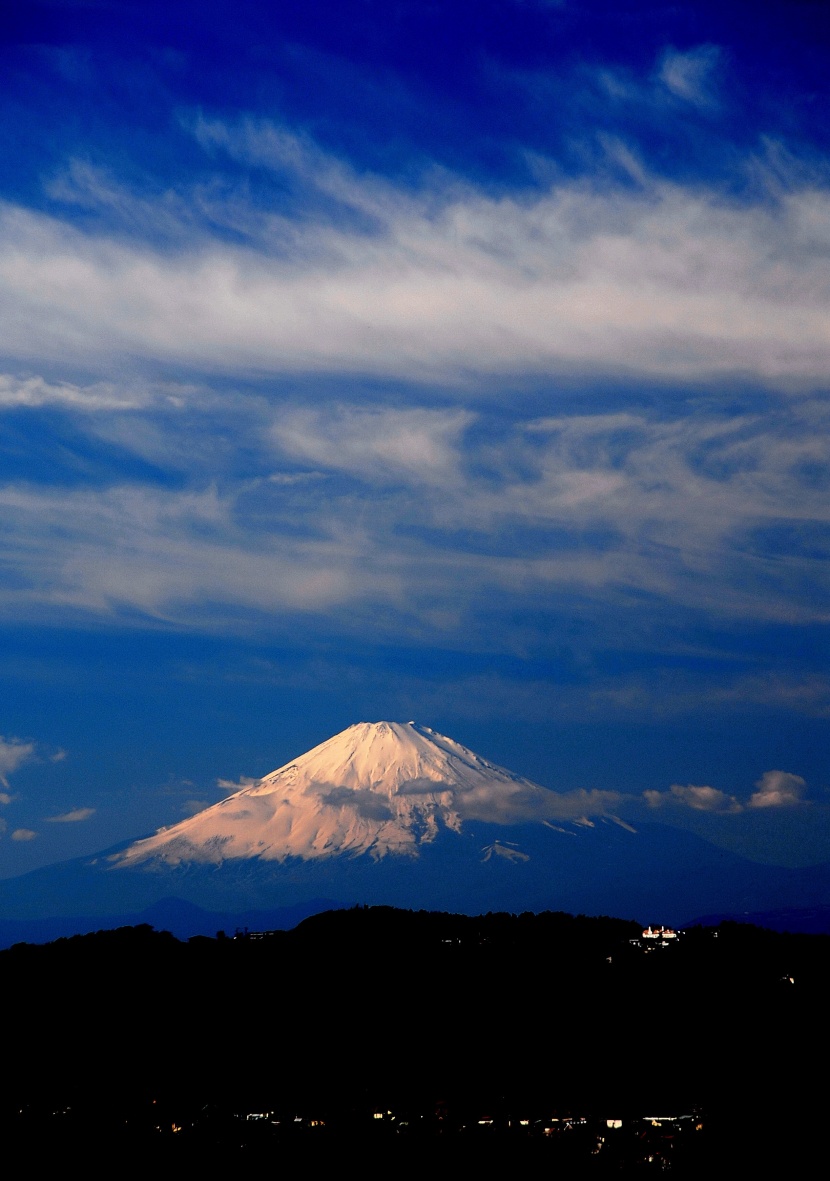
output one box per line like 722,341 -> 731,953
113,721 -> 558,868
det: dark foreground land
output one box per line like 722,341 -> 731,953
2,906 -> 826,1173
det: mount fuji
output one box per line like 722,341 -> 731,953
113,720 -> 572,869
3,720 -> 830,941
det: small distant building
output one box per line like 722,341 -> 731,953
629,925 -> 681,952
642,925 -> 677,940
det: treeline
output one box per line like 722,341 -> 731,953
2,907 -> 828,1125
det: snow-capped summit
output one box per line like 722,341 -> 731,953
113,720 -> 554,869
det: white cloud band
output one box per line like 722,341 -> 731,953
2,131 -> 830,386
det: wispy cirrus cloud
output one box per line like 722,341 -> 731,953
0,373 -> 150,412
657,45 -> 722,107
0,389 -> 827,643
2,126 -> 830,387
272,405 -> 473,486
0,482 -> 383,622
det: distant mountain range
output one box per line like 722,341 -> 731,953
0,895 -> 335,949
3,720 -> 830,944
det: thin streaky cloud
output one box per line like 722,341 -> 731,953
272,405 -> 474,485
1,143 -> 830,385
0,392 -> 827,634
46,807 -> 96,823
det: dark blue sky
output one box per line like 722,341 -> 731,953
1,0 -> 829,876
